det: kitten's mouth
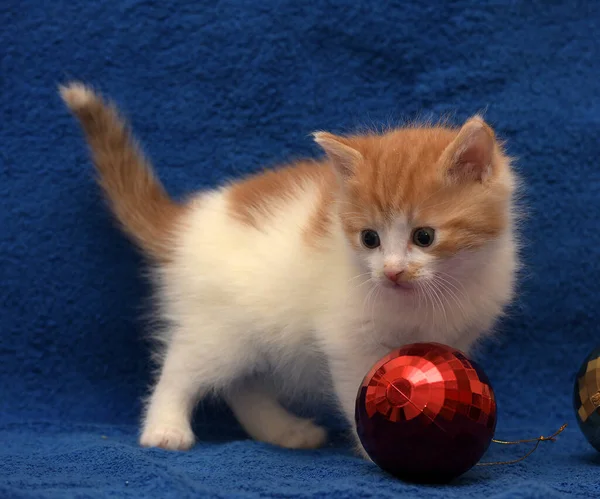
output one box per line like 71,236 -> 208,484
381,280 -> 416,292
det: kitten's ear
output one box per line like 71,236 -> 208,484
313,132 -> 362,179
441,116 -> 496,184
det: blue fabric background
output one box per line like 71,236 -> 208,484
2,0 -> 600,497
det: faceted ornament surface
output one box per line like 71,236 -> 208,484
355,343 -> 497,483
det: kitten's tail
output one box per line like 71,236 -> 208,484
60,82 -> 183,262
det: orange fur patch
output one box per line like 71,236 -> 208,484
227,160 -> 337,245
401,262 -> 422,282
303,184 -> 336,247
225,120 -> 512,258
335,124 -> 513,256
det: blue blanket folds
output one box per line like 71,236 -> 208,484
2,1 -> 600,497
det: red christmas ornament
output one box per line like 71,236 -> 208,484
355,342 -> 497,483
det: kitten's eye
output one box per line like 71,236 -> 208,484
412,227 -> 435,247
361,229 -> 380,249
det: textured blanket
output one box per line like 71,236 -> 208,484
2,0 -> 600,497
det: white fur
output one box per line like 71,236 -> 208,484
139,172 -> 518,452
59,83 -> 96,110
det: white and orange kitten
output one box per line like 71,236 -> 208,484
60,82 -> 519,453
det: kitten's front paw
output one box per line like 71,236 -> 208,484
140,425 -> 195,451
272,419 -> 327,450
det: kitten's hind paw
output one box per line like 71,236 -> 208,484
140,424 -> 195,451
271,418 -> 328,450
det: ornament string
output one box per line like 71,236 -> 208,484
476,423 -> 568,466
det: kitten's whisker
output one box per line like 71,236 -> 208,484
433,278 -> 468,322
370,285 -> 382,332
420,281 -> 434,328
433,278 -> 463,306
361,283 -> 378,325
434,272 -> 473,309
428,279 -> 448,328
415,282 -> 424,310
355,277 -> 376,290
433,274 -> 469,302
435,271 -> 467,290
416,283 -> 431,326
347,272 -> 372,284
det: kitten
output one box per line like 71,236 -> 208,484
60,82 -> 519,453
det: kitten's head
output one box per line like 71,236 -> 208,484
314,117 -> 516,292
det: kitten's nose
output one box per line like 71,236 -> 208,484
384,270 -> 403,283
